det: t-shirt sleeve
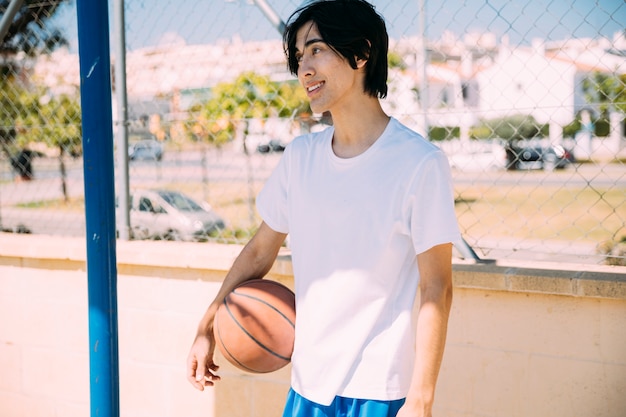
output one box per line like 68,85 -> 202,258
256,143 -> 292,234
408,149 -> 461,254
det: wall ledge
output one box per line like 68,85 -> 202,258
452,258 -> 626,299
1,233 -> 624,299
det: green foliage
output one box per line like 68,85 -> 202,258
0,78 -> 19,146
469,124 -> 493,140
594,117 -> 610,137
0,0 -> 73,155
563,118 -> 582,138
563,113 -> 613,138
388,51 -> 407,70
0,76 -> 80,196
429,126 -> 460,141
583,72 -> 626,114
14,90 -> 82,155
470,114 -> 544,141
185,72 -> 310,146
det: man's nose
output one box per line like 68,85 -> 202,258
298,57 -> 314,78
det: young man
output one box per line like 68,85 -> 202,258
186,1 -> 461,416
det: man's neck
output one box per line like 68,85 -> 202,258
330,98 -> 390,159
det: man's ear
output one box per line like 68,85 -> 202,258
356,39 -> 372,69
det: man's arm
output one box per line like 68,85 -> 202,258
186,222 -> 287,390
398,243 -> 454,417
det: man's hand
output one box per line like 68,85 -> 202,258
186,329 -> 220,390
185,222 -> 287,391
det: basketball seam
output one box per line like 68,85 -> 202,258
231,288 -> 295,328
223,297 -> 292,362
215,306 -> 268,373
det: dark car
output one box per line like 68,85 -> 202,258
505,143 -> 574,171
128,138 -> 164,161
257,139 -> 286,154
10,150 -> 36,180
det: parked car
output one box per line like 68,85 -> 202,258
257,139 -> 286,154
10,149 -> 37,180
128,138 -> 164,161
447,147 -> 507,172
120,189 -> 225,241
505,142 -> 574,171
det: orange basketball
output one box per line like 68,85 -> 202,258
214,279 -> 296,373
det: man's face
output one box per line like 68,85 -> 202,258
294,21 -> 365,114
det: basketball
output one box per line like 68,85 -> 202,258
214,279 -> 296,373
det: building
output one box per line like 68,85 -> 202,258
30,31 -> 626,153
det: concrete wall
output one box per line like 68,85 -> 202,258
1,234 -> 625,417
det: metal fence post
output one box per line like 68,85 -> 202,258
76,0 -> 120,416
0,0 -> 25,43
251,0 -> 285,34
114,0 -> 131,241
418,0 -> 429,138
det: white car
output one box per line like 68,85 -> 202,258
447,145 -> 507,172
121,189 -> 225,241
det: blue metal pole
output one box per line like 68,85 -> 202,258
76,1 -> 120,416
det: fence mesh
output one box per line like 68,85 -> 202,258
1,0 -> 625,265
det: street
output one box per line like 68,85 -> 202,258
0,148 -> 623,265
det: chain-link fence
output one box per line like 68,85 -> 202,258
1,0 -> 625,266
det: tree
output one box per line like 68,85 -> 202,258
388,50 -> 407,70
582,71 -> 626,114
0,0 -> 69,56
14,90 -> 82,200
1,0 -> 72,179
581,71 -> 626,139
185,72 -> 310,225
470,114 -> 546,141
0,76 -> 20,169
186,72 -> 310,149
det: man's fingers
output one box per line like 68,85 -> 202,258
186,355 -> 207,390
200,363 -> 221,382
195,356 -> 207,382
189,357 -> 221,389
187,335 -> 220,391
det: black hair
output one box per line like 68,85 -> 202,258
283,0 -> 389,99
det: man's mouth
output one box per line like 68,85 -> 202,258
307,82 -> 324,93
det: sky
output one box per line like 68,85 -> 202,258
52,0 -> 625,52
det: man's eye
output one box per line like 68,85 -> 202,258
312,47 -> 321,54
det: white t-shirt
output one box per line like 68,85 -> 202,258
256,117 -> 461,406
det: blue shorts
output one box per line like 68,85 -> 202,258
282,388 -> 405,417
